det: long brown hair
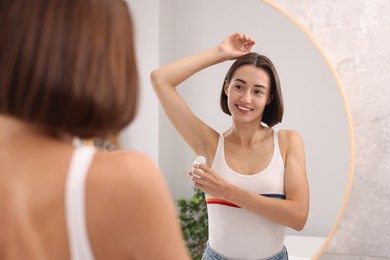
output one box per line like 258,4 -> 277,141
0,0 -> 138,138
220,53 -> 283,127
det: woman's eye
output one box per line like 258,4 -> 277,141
254,90 -> 263,95
234,85 -> 243,90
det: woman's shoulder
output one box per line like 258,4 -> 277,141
277,129 -> 302,140
90,150 -> 162,191
85,150 -> 180,257
85,150 -> 165,215
276,129 -> 304,151
86,150 -> 166,231
96,150 -> 158,171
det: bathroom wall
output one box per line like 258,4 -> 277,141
119,0 -> 161,164
269,0 -> 390,258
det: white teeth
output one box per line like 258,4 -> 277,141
238,105 -> 251,111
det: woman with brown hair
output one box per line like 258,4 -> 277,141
0,0 -> 189,259
151,33 -> 310,259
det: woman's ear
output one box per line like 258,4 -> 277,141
224,80 -> 229,95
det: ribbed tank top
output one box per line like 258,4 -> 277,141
206,129 -> 286,259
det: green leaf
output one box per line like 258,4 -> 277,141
176,189 -> 208,259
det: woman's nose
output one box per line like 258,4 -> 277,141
240,90 -> 252,103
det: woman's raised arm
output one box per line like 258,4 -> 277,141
150,33 -> 256,157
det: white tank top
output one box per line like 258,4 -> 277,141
65,146 -> 96,260
207,129 -> 286,259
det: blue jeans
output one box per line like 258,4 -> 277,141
201,243 -> 288,260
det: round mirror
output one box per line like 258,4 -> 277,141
156,0 -> 354,258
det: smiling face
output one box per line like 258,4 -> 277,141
224,64 -> 272,125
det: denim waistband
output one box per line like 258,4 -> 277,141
201,242 -> 288,260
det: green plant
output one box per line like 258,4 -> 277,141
177,187 -> 208,260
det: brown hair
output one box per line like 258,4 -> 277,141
220,53 -> 283,127
0,0 -> 138,138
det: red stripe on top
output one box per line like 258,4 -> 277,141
206,198 -> 240,208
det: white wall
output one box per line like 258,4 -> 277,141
157,0 -> 184,199
119,0 -> 160,164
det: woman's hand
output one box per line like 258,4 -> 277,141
189,163 -> 230,199
219,32 -> 256,60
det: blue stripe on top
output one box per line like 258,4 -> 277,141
261,194 -> 286,200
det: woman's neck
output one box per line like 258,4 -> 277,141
224,121 -> 270,147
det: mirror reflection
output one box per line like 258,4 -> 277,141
148,0 -> 352,259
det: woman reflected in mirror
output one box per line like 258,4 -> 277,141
151,32 -> 309,260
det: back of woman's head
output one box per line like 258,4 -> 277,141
0,0 -> 138,138
220,52 -> 284,127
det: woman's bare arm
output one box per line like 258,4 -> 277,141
150,33 -> 256,158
